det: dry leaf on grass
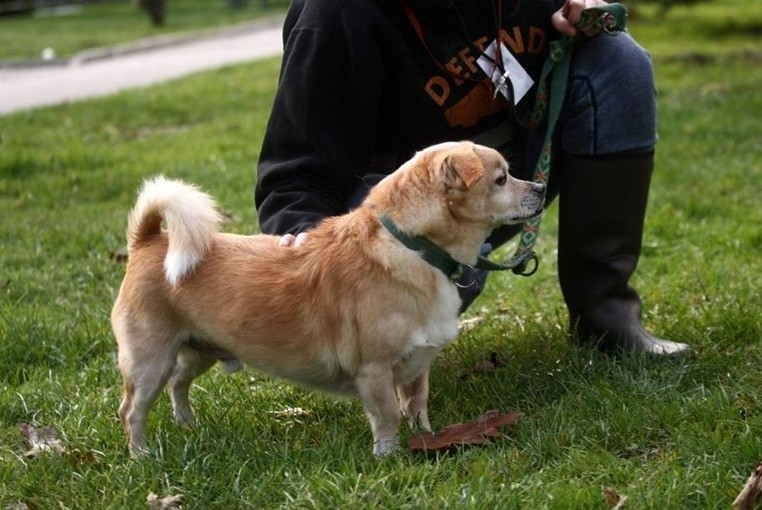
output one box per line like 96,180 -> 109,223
734,460 -> 762,510
459,316 -> 485,331
19,423 -> 67,458
5,502 -> 36,510
457,352 -> 508,380
408,409 -> 522,452
18,423 -> 99,465
146,492 -> 183,510
268,406 -> 310,418
603,486 -> 628,509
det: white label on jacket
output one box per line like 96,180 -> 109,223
477,40 -> 534,105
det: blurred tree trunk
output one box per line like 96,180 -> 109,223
139,0 -> 165,26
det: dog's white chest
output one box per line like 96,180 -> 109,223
396,321 -> 458,384
395,287 -> 460,384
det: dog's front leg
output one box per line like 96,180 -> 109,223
396,369 -> 432,433
355,363 -> 401,456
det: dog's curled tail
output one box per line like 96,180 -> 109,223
127,175 -> 222,286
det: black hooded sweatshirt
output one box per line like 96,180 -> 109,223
256,0 -> 563,235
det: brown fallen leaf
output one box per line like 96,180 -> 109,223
408,409 -> 522,452
268,406 -> 310,418
457,352 -> 508,380
734,460 -> 762,510
459,317 -> 484,331
146,492 -> 183,510
18,423 -> 98,465
19,423 -> 67,458
5,502 -> 36,510
603,486 -> 628,509
69,449 -> 99,465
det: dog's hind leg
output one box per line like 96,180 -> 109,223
355,363 -> 401,456
168,346 -> 217,428
116,327 -> 181,457
396,369 -> 432,433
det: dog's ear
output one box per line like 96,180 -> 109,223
441,151 -> 484,190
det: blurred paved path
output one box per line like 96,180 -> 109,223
0,16 -> 284,116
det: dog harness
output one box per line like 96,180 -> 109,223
379,213 -> 535,283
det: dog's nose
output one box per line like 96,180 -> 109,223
531,182 -> 546,194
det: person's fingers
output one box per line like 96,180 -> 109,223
551,9 -> 577,36
278,234 -> 296,247
294,232 -> 309,247
552,1 -> 579,36
565,0 -> 587,26
553,0 -> 611,37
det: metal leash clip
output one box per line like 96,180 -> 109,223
601,12 -> 620,34
453,265 -> 480,289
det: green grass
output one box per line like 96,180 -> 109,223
0,0 -> 288,61
629,0 -> 762,57
1,0 -> 761,508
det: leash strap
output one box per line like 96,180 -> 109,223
505,4 -> 628,276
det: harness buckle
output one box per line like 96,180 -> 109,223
453,265 -> 479,288
601,12 -> 620,34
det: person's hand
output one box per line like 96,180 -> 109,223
552,0 -> 608,37
278,232 -> 309,247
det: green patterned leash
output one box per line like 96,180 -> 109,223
504,3 -> 629,276
380,5 -> 629,282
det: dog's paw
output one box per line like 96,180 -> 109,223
129,443 -> 150,459
373,437 -> 400,457
174,411 -> 196,428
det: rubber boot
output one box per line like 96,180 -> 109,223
558,151 -> 689,355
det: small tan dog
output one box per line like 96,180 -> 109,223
112,141 -> 544,457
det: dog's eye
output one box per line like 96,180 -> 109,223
495,173 -> 507,186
